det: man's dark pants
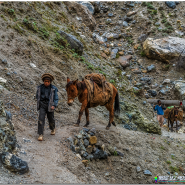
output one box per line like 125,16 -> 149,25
38,101 -> 55,135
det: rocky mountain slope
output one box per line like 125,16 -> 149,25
0,1 -> 185,184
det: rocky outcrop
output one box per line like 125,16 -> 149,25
64,1 -> 96,31
143,37 -> 185,63
117,101 -> 161,134
0,100 -> 16,154
0,98 -> 29,174
57,31 -> 84,55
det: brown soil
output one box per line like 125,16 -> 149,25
0,1 -> 185,184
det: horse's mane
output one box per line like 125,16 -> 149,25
77,81 -> 86,91
66,80 -> 86,91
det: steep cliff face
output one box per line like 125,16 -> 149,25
0,1 -> 161,134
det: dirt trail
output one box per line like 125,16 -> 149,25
0,116 -> 85,183
0,105 -> 185,184
15,125 -> 84,184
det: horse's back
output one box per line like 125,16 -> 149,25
164,108 -> 170,119
84,79 -> 113,107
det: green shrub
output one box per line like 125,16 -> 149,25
142,2 -> 155,9
110,79 -> 115,83
39,27 -> 49,39
170,166 -> 179,172
161,19 -> 167,23
140,51 -> 146,57
114,151 -> 118,156
8,9 -> 15,15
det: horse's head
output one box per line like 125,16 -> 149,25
174,106 -> 179,118
66,77 -> 78,106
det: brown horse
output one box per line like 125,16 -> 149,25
66,77 -> 120,130
166,106 -> 179,132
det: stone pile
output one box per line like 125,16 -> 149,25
68,128 -> 124,164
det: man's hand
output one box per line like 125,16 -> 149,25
51,106 -> 55,110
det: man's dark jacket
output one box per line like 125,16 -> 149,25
36,84 -> 58,112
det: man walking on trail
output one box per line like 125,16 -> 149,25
36,73 -> 58,141
153,100 -> 166,127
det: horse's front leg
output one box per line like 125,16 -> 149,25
74,102 -> 87,127
83,107 -> 89,127
171,121 -> 173,132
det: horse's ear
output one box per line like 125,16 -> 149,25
67,77 -> 70,83
73,79 -> 78,85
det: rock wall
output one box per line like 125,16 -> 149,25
0,94 -> 29,174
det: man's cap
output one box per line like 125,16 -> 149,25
41,73 -> 55,81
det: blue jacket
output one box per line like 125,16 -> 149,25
36,84 -> 58,112
154,105 -> 166,115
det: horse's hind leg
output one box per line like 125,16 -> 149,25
83,107 -> 89,127
176,120 -> 178,132
105,103 -> 114,130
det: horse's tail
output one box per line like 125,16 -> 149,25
114,91 -> 120,116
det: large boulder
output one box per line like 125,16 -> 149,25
57,31 -> 83,55
165,1 -> 176,9
143,37 -> 185,63
174,80 -> 185,100
77,1 -> 94,14
1,152 -> 29,174
64,1 -> 96,31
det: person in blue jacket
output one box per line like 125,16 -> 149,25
153,100 -> 166,127
36,73 -> 58,141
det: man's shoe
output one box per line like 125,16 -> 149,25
51,129 -> 55,135
38,135 -> 43,141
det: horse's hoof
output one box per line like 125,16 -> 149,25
106,126 -> 110,130
112,122 -> 116,127
73,124 -> 79,127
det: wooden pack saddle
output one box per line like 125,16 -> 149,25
84,73 -> 113,107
